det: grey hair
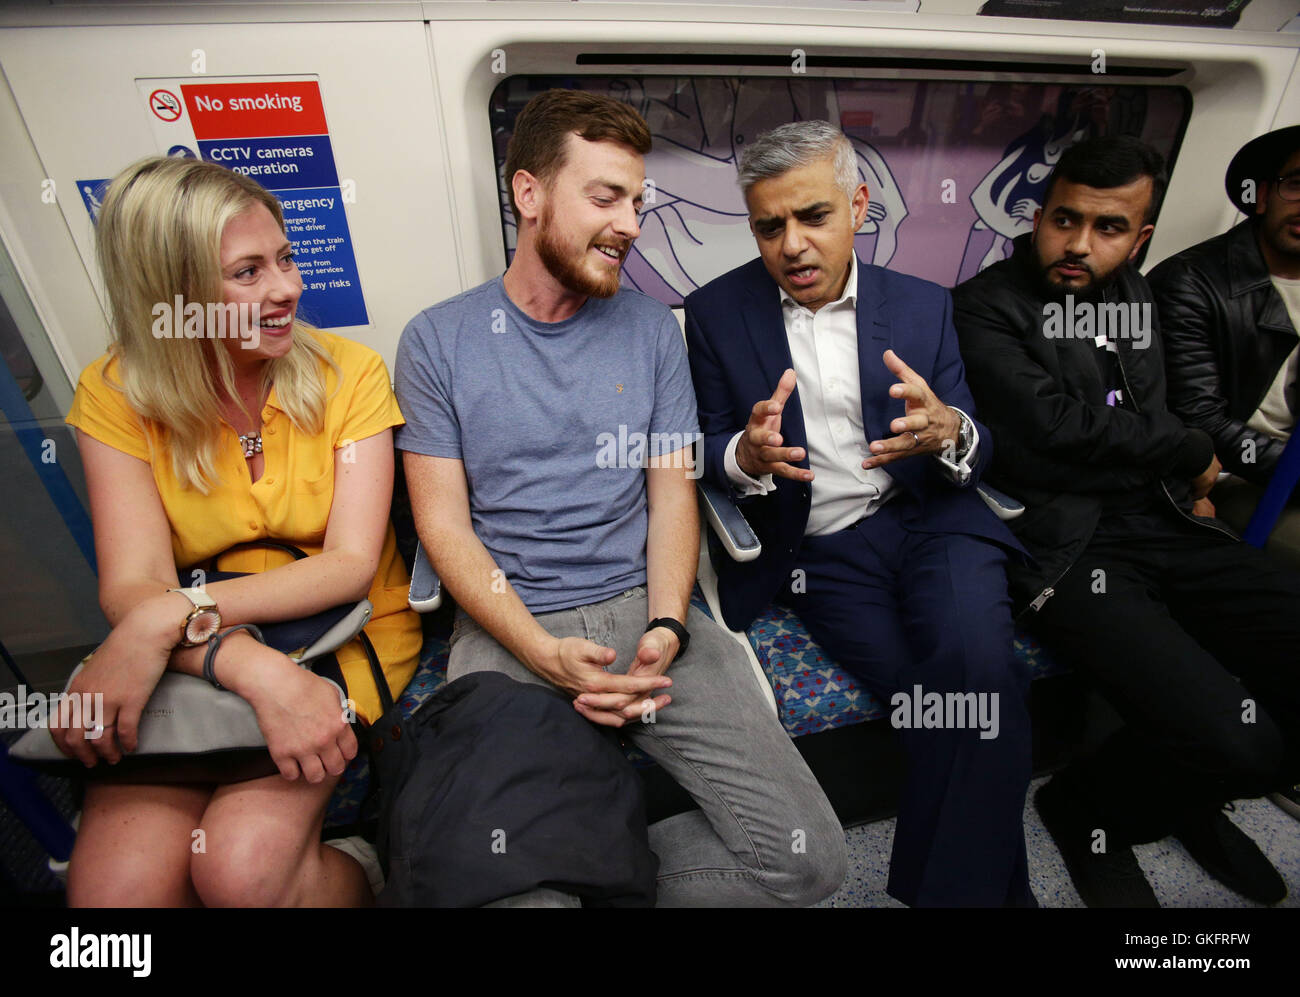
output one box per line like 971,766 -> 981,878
737,120 -> 860,203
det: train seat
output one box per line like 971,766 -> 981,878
745,602 -> 1065,737
693,477 -> 1069,733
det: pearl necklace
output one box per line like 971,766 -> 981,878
238,432 -> 263,459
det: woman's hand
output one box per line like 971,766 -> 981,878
233,641 -> 358,782
52,593 -> 189,766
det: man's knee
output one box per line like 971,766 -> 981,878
1196,713 -> 1286,793
766,811 -> 849,906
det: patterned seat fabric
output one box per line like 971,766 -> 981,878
747,603 -> 1066,737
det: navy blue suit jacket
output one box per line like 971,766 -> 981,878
684,255 -> 1020,632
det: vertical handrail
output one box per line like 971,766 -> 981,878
1243,431 -> 1300,548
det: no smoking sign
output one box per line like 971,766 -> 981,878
148,89 -> 182,122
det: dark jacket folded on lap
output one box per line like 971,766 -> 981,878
380,670 -> 658,907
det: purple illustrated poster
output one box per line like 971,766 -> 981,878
489,77 -> 1189,300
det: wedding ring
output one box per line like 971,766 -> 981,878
906,431 -> 920,449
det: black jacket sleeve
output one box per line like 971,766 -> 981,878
1150,257 -> 1283,485
953,279 -> 1204,490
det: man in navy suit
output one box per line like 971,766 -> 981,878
684,120 -> 1033,907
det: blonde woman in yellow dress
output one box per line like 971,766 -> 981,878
53,156 -> 420,906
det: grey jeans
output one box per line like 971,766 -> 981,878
448,588 -> 847,906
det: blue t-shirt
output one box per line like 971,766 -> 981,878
395,276 -> 700,614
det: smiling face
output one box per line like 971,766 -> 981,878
217,203 -> 302,368
744,154 -> 868,313
1256,148 -> 1300,274
531,132 -> 644,299
1031,176 -> 1154,299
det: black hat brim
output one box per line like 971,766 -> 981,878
1225,124 -> 1300,214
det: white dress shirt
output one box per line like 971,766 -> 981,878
724,254 -> 979,537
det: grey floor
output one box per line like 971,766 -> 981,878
4,769 -> 1298,905
817,774 -> 1300,907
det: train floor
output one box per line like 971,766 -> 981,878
820,776 -> 1300,907
4,764 -> 1298,907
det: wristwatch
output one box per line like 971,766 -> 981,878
168,587 -> 222,647
645,617 -> 690,658
953,409 -> 974,462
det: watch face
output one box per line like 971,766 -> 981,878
185,609 -> 221,645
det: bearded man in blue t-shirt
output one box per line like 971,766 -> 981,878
395,88 -> 846,907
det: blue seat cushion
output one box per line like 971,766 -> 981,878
746,602 -> 1067,737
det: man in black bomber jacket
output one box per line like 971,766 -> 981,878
1148,125 -> 1300,567
952,136 -> 1300,909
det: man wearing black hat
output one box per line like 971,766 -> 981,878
1150,125 -> 1300,570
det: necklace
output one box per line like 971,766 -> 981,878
238,432 -> 263,459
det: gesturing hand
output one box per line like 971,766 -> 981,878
736,368 -> 814,483
863,350 -> 962,469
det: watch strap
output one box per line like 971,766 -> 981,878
645,617 -> 690,658
169,586 -> 216,610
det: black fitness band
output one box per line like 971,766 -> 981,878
645,617 -> 690,658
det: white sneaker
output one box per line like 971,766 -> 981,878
324,835 -> 385,898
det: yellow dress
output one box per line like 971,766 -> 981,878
66,330 -> 420,725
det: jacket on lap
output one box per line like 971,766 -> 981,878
951,234 -> 1226,614
1148,219 -> 1297,485
380,671 -> 658,908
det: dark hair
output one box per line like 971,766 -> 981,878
1041,136 -> 1168,224
502,89 -> 652,223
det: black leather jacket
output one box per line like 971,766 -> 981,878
952,234 -> 1225,615
1148,219 -> 1297,486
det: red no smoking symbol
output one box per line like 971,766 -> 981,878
149,89 -> 182,122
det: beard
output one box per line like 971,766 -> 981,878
535,203 -> 625,299
1031,245 -> 1121,305
1260,210 -> 1300,264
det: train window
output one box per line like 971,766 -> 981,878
489,76 -> 1190,301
